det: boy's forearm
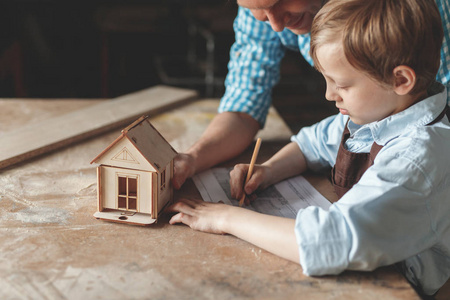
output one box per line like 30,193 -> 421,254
223,207 -> 300,263
263,142 -> 308,185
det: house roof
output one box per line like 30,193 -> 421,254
91,116 -> 177,172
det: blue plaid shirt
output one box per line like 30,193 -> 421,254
219,2 -> 450,127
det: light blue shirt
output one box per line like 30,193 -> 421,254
291,84 -> 450,296
219,2 -> 450,127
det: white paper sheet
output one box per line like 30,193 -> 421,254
192,168 -> 331,219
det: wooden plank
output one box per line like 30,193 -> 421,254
0,85 -> 198,169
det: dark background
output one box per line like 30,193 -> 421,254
0,1 -> 334,133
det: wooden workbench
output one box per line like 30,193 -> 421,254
0,97 -> 419,299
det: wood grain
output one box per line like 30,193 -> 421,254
0,85 -> 197,169
0,99 -> 420,299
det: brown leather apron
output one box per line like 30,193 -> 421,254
331,106 -> 449,199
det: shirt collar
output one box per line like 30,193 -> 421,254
348,82 -> 447,145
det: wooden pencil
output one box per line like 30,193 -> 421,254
239,138 -> 262,207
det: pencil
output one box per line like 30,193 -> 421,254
239,137 -> 262,207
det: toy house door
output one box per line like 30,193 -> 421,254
98,166 -> 153,215
117,174 -> 138,211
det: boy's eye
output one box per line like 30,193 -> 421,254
335,86 -> 347,91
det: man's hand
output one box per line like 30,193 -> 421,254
172,153 -> 196,190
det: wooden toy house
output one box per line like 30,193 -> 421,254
91,115 -> 177,225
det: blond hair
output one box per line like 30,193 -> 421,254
310,0 -> 443,95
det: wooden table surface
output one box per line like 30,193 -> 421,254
0,97 -> 419,299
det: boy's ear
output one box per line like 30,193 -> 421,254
392,65 -> 416,95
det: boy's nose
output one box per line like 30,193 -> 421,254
325,87 -> 341,102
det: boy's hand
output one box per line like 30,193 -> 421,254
168,198 -> 234,234
229,164 -> 270,205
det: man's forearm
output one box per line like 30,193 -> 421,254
187,112 -> 260,174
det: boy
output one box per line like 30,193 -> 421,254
169,0 -> 450,296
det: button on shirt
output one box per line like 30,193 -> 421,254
219,4 -> 450,127
291,85 -> 450,295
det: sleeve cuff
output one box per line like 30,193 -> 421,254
295,206 -> 352,276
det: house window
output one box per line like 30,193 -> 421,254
160,169 -> 166,190
117,174 -> 138,211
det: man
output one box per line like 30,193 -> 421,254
172,0 -> 450,189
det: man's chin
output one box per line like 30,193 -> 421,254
288,28 -> 310,35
